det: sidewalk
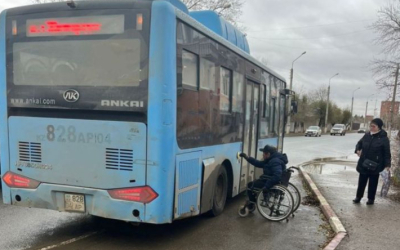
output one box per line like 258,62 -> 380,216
302,158 -> 400,250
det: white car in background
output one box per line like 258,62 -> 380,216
305,126 -> 322,137
358,128 -> 368,133
330,124 -> 346,136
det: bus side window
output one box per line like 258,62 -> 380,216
219,67 -> 232,112
182,50 -> 199,89
260,85 -> 265,117
232,72 -> 244,140
259,84 -> 269,138
177,49 -> 200,148
271,98 -> 276,135
199,57 -> 217,144
265,76 -> 271,124
200,58 -> 216,91
270,76 -> 278,136
274,79 -> 279,135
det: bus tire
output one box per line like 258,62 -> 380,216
209,165 -> 228,217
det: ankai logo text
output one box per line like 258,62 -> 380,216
101,100 -> 144,108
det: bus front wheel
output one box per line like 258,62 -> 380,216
209,166 -> 228,217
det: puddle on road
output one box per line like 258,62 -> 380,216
301,156 -> 357,175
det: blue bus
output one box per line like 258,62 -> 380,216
0,0 -> 292,224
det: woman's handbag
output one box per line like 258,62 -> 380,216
362,159 -> 379,171
361,135 -> 380,172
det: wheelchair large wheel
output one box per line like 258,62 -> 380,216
256,185 -> 294,222
287,182 -> 301,213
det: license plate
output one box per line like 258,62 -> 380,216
64,193 -> 85,212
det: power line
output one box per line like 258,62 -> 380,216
247,19 -> 376,32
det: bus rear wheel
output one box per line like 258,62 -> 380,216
209,166 -> 228,217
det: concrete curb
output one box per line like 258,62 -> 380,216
285,131 -> 359,137
299,166 -> 347,250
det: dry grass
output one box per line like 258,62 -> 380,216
388,186 -> 400,202
301,180 -> 320,207
390,134 -> 400,187
301,195 -> 320,207
301,179 -> 333,249
318,213 -> 336,249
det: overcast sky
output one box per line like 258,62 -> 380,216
0,0 -> 392,116
242,0 -> 389,117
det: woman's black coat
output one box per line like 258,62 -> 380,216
355,130 -> 391,175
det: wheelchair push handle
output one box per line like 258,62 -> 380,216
286,166 -> 299,173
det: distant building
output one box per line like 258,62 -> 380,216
366,115 -> 374,122
358,115 -> 375,129
380,101 -> 400,124
351,116 -> 365,130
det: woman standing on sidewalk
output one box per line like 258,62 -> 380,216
354,118 -> 391,205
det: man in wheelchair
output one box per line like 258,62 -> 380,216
240,145 -> 288,203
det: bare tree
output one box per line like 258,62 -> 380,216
290,86 -> 350,131
370,1 -> 400,94
370,59 -> 399,89
310,86 -> 327,103
181,0 -> 244,29
370,1 -> 400,57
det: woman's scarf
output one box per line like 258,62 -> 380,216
370,130 -> 381,135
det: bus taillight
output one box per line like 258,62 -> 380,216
2,172 -> 41,189
108,186 -> 158,203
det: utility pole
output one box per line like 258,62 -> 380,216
286,51 -> 306,135
389,63 -> 399,137
364,94 -> 374,128
351,87 -> 360,131
325,85 -> 331,133
364,101 -> 368,127
324,73 -> 339,133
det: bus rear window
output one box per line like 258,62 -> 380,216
13,38 -> 142,86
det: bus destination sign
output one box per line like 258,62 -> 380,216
26,15 -> 124,37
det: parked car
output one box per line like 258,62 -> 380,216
330,124 -> 346,136
358,128 -> 367,133
305,126 -> 322,137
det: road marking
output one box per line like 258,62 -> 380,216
38,231 -> 99,250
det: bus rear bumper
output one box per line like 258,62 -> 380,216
8,184 -> 146,223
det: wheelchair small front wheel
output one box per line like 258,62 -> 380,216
238,205 -> 249,217
256,185 -> 294,222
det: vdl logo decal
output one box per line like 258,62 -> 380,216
63,89 -> 80,103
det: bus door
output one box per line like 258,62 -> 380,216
240,80 -> 260,192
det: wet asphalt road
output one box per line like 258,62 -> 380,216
0,133 -> 363,250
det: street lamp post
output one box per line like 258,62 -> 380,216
286,51 -> 306,134
350,87 -> 361,131
324,73 -> 339,133
364,94 -> 375,128
389,63 -> 399,136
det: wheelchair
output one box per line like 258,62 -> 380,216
238,166 -> 301,222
